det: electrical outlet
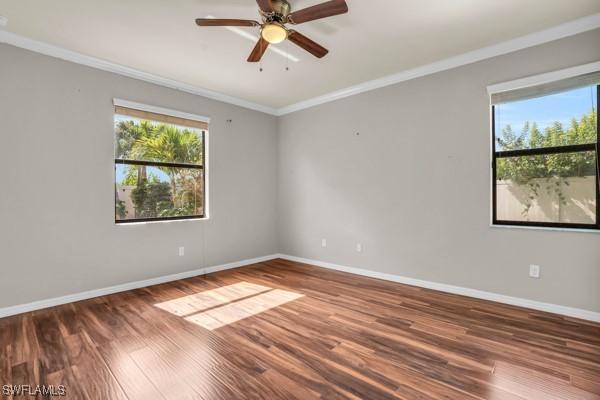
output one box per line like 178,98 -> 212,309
0,16 -> 7,27
179,247 -> 185,257
321,239 -> 327,248
356,243 -> 363,253
529,264 -> 540,278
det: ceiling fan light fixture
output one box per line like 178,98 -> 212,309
195,0 -> 348,62
261,23 -> 287,44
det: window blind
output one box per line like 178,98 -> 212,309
114,105 -> 209,130
491,71 -> 600,105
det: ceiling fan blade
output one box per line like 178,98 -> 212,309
256,0 -> 274,12
288,0 -> 348,24
287,31 -> 328,58
247,37 -> 270,62
195,18 -> 260,27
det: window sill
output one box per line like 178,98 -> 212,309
490,223 -> 599,234
115,216 -> 209,226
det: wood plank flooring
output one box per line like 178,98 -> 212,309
1,258 -> 599,399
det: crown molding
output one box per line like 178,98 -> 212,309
0,29 -> 279,116
2,12 -> 600,117
275,13 -> 600,115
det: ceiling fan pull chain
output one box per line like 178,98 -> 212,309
286,40 -> 290,71
286,39 -> 288,70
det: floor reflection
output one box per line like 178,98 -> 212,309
155,282 -> 304,330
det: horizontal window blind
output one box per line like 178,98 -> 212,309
114,105 -> 209,130
491,71 -> 600,105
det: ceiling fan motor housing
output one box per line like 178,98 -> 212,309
264,0 -> 291,21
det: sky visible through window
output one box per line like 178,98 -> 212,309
495,85 -> 597,139
115,165 -> 172,185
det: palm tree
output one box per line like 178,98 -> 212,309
116,120 -> 156,217
130,124 -> 202,209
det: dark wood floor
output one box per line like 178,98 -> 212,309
1,258 -> 599,399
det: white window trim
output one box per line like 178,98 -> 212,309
113,98 -> 211,124
487,60 -> 600,96
487,61 -> 600,234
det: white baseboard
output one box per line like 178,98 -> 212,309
0,254 -> 279,319
3,253 -> 598,323
277,254 -> 600,323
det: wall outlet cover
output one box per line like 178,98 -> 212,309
321,239 -> 327,248
529,264 -> 541,278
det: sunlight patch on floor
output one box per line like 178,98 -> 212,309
185,289 -> 304,330
154,282 -> 304,330
154,281 -> 271,317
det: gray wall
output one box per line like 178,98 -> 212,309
277,29 -> 600,312
0,44 -> 279,308
1,29 -> 599,313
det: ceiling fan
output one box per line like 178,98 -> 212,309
195,0 -> 348,62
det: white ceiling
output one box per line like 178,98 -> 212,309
1,0 -> 599,109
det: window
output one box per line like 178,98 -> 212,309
114,102 -> 207,223
491,74 -> 599,231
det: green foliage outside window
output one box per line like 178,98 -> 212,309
115,120 -> 203,219
496,110 -> 597,216
130,181 -> 173,219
